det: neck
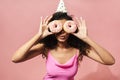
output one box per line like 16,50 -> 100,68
57,41 -> 69,49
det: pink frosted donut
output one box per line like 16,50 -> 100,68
63,21 -> 77,33
48,21 -> 62,33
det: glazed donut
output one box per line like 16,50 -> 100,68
48,21 -> 62,33
63,21 -> 77,33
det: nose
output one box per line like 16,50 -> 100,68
60,29 -> 66,34
61,29 -> 65,32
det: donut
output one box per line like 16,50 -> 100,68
48,21 -> 62,33
63,21 -> 77,33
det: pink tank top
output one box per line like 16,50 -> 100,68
43,50 -> 79,80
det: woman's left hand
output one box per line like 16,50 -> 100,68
72,17 -> 88,40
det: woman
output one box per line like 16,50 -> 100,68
12,12 -> 115,80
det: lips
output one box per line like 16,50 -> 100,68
59,36 -> 66,39
59,35 -> 68,39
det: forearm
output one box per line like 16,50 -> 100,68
81,36 -> 115,64
12,33 -> 42,62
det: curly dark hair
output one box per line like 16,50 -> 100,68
39,12 -> 91,60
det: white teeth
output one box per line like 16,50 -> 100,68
61,36 -> 64,38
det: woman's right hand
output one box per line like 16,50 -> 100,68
38,16 -> 53,39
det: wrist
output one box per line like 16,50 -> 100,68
36,33 -> 42,37
80,36 -> 90,42
35,33 -> 43,40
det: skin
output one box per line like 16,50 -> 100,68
12,16 -> 115,65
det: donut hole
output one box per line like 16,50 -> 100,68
68,25 -> 72,28
54,24 -> 58,28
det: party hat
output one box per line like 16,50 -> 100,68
56,0 -> 67,13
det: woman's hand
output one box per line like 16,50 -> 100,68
38,16 -> 53,38
72,17 -> 88,40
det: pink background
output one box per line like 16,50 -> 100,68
0,0 -> 120,80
